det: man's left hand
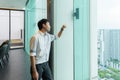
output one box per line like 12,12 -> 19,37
61,25 -> 66,31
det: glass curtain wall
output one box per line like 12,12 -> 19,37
0,10 -> 24,49
97,0 -> 120,80
90,0 -> 120,79
10,10 -> 24,49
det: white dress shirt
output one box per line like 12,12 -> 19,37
30,31 -> 57,64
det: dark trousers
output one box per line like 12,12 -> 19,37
31,62 -> 53,80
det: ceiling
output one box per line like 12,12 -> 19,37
0,0 -> 28,9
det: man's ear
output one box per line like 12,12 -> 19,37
42,24 -> 46,28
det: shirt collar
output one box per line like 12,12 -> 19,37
39,30 -> 47,36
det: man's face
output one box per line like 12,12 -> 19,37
43,22 -> 51,32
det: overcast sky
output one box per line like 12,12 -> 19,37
97,0 -> 120,29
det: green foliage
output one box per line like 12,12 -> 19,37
111,74 -> 120,80
98,67 -> 120,80
98,69 -> 110,78
108,67 -> 120,74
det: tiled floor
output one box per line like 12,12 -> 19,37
0,49 -> 31,80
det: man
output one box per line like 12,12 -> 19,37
30,19 -> 66,80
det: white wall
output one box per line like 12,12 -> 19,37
0,10 -> 9,40
54,0 -> 74,80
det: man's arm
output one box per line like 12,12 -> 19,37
30,56 -> 37,72
58,25 -> 66,38
30,56 -> 39,80
30,36 -> 39,80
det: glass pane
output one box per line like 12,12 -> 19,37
11,11 -> 24,39
97,0 -> 120,29
11,11 -> 24,48
98,29 -> 120,80
97,0 -> 120,80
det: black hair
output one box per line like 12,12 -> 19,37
37,19 -> 49,30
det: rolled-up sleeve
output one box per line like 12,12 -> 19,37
50,34 -> 58,42
30,36 -> 37,56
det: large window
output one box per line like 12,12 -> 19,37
90,0 -> 120,80
97,0 -> 120,80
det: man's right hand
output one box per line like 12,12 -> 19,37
32,71 -> 39,80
